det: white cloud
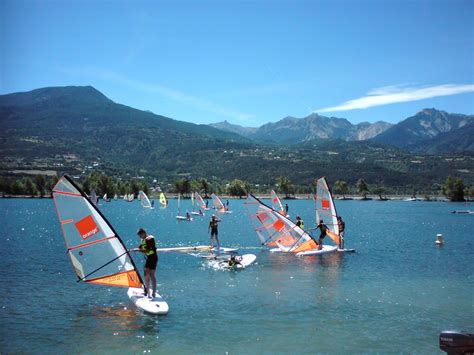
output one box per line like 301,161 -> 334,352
60,67 -> 254,122
316,84 -> 474,113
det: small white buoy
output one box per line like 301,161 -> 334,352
435,233 -> 444,245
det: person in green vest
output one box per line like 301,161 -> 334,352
227,255 -> 242,268
295,216 -> 305,230
337,216 -> 345,249
134,228 -> 158,298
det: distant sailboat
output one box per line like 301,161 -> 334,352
212,193 -> 231,214
159,192 -> 167,208
176,193 -> 192,221
195,191 -> 209,211
191,192 -> 205,216
139,191 -> 154,209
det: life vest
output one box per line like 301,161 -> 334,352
140,236 -> 156,256
338,220 -> 345,232
296,219 -> 305,230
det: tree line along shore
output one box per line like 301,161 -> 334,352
0,172 -> 471,202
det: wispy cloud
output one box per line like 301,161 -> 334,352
60,67 -> 254,122
315,84 -> 474,113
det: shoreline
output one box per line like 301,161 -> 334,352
0,194 -> 470,202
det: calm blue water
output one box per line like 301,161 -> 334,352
1,198 -> 472,354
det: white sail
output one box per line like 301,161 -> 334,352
195,192 -> 209,210
139,191 -> 152,209
315,177 -> 340,246
211,193 -> 226,213
270,190 -> 286,216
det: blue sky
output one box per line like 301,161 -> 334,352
1,0 -> 473,126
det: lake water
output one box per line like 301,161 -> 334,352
0,198 -> 472,354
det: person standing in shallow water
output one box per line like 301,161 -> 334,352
337,216 -> 345,249
208,214 -> 220,249
133,228 -> 157,298
311,220 -> 328,250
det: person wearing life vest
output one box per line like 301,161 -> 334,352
337,216 -> 345,249
208,214 -> 221,249
227,255 -> 241,268
311,220 -> 328,250
134,228 -> 157,298
295,216 -> 305,230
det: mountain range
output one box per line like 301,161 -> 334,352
1,86 -> 472,190
211,115 -> 393,143
210,110 -> 473,153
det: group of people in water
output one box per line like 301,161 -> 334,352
296,215 -> 345,250
133,201 -> 345,298
132,213 -> 224,298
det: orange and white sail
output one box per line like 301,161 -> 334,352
194,191 -> 208,210
245,194 -> 318,253
52,175 -> 144,289
270,190 -> 286,216
314,177 -> 340,246
211,193 -> 226,213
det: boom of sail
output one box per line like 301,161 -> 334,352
52,175 -> 143,289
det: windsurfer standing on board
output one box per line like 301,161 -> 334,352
311,220 -> 328,250
208,214 -> 221,249
337,216 -> 345,249
133,228 -> 157,298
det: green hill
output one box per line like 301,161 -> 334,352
1,86 -> 472,192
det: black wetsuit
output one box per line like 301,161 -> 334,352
141,237 -> 158,270
209,219 -> 219,237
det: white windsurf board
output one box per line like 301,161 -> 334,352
210,254 -> 257,270
127,287 -> 169,315
295,245 -> 338,256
